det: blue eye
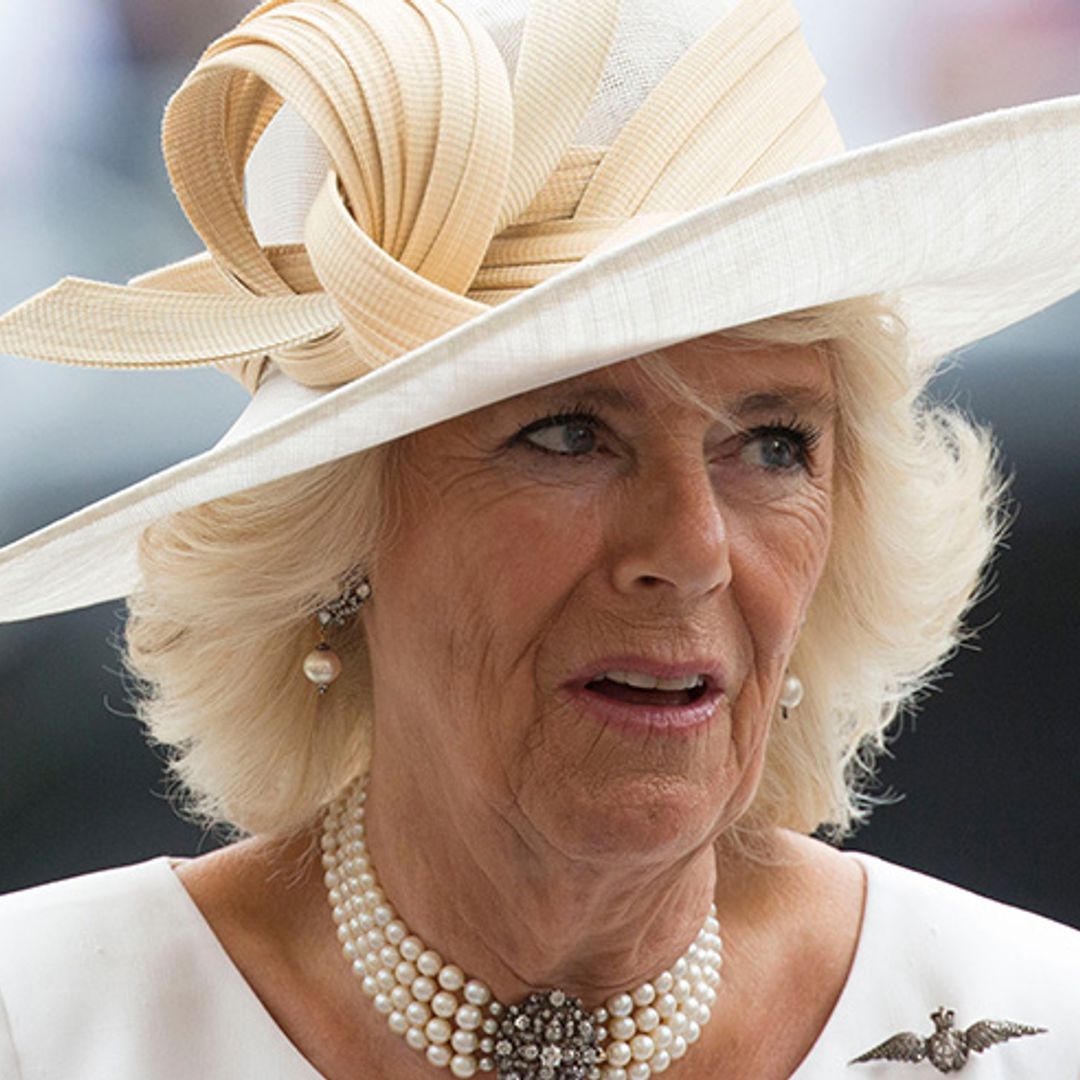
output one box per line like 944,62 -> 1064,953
514,412 -> 600,456
741,423 -> 819,471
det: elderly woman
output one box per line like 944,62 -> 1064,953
0,0 -> 1079,1077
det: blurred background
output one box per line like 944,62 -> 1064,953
0,0 -> 1078,925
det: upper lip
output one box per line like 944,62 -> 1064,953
564,655 -> 726,694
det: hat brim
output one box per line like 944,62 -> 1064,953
1,95 -> 1078,623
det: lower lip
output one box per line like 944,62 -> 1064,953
565,685 -> 725,737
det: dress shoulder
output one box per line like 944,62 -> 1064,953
0,858 -> 323,1079
791,853 -> 1080,1078
856,852 -> 1080,985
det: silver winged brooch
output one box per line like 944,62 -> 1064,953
849,1006 -> 1046,1073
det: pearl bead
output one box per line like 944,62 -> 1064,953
301,639 -> 340,683
655,992 -> 677,1018
630,1034 -> 655,1061
603,1067 -> 627,1080
450,1054 -> 477,1077
427,1043 -> 452,1067
400,936 -> 423,962
669,1012 -> 688,1036
463,980 -> 491,1006
652,1048 -> 671,1072
426,1017 -> 453,1044
779,671 -> 804,708
406,1002 -> 431,1027
418,950 -> 443,978
608,992 -> 634,1018
396,961 -> 418,986
654,972 -> 674,994
385,920 -> 407,945
670,1035 -> 688,1059
412,976 -> 437,1002
685,1020 -> 701,1045
431,991 -> 458,1018
653,1024 -> 673,1049
361,974 -> 378,997
455,1004 -> 483,1030
632,983 -> 656,1007
373,904 -> 395,927
438,964 -> 465,991
379,945 -> 400,968
406,1026 -> 428,1050
607,1041 -> 632,1067
673,978 -> 691,1002
628,1064 -> 652,1080
634,1006 -> 660,1032
451,1029 -> 478,1053
373,993 -> 393,1015
375,969 -> 396,993
390,985 -> 412,1011
388,1011 -> 408,1035
609,1017 -> 636,1041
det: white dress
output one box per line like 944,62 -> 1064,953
0,852 -> 1077,1078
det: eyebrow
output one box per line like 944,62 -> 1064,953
531,382 -> 837,420
730,386 -> 838,420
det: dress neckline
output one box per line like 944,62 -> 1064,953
158,850 -> 882,1080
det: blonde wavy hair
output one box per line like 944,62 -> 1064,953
125,296 -> 1004,840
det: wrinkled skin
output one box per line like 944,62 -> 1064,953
361,337 -> 837,994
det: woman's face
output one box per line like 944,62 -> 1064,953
364,337 -> 836,863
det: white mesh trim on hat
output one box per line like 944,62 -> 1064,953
245,0 -> 740,246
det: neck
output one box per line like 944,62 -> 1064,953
358,759 -> 722,1008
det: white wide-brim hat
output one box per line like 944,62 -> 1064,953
0,0 -> 1078,623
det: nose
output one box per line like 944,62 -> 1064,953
609,453 -> 731,600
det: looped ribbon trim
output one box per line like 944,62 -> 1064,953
0,0 -> 842,393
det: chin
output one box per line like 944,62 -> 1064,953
521,767 -> 735,866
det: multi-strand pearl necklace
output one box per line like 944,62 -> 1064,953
321,779 -> 723,1079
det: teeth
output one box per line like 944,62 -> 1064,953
602,671 -> 705,691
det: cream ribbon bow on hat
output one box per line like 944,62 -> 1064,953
0,0 -> 840,394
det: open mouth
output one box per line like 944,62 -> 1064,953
584,672 -> 710,708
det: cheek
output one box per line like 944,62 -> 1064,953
371,480 -> 604,715
729,485 -> 833,662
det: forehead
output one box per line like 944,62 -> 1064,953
519,335 -> 837,420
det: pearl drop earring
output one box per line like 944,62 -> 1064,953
778,672 -> 804,719
303,574 -> 371,694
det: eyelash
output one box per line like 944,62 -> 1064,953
509,405 -> 605,456
745,416 -> 822,471
509,408 -> 822,470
